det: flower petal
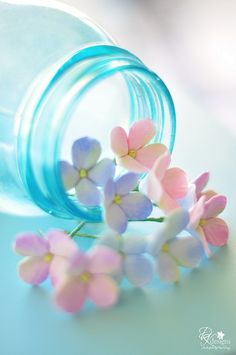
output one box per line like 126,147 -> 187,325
53,277 -> 87,313
110,126 -> 128,156
202,195 -> 227,219
47,229 -> 77,257
195,226 -> 211,257
97,234 -> 121,251
50,255 -> 69,287
60,161 -> 79,190
124,255 -> 153,287
169,236 -> 203,268
121,193 -> 153,219
115,173 -> 139,195
136,143 -> 168,170
104,203 -> 128,234
122,235 -> 147,254
18,256 -> 49,285
88,274 -> 118,308
156,252 -> 179,283
13,233 -> 49,257
148,208 -> 189,256
165,208 -> 190,237
76,179 -> 101,206
128,119 -> 156,150
116,155 -> 148,173
104,179 -> 116,206
88,158 -> 115,187
67,250 -> 89,276
139,172 -> 163,203
177,183 -> 197,210
152,150 -> 171,180
193,171 -> 210,197
72,137 -> 101,169
202,217 -> 229,247
159,190 -> 181,213
88,246 -> 121,274
188,196 -> 206,229
162,168 -> 188,199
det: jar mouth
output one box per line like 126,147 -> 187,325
15,44 -> 176,221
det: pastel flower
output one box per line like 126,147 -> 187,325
140,150 -> 188,213
98,234 -> 153,287
193,171 -> 217,201
13,230 -> 77,286
148,209 -> 204,283
111,119 -> 168,172
104,173 -> 153,233
188,194 -> 228,256
53,246 -> 121,313
60,137 -> 115,206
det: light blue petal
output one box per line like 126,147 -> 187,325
115,172 -> 139,195
88,158 -> 115,187
156,252 -> 179,283
121,193 -> 153,219
103,179 -> 116,206
124,255 -> 153,287
97,234 -> 121,251
121,235 -> 147,254
76,178 -> 101,206
72,137 -> 101,169
165,208 -> 189,238
60,161 -> 79,190
169,236 -> 204,268
104,203 -> 128,234
149,208 -> 190,256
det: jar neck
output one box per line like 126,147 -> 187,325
15,44 -> 176,220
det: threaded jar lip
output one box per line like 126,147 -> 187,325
15,44 -> 176,220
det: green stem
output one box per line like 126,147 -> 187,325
67,216 -> 165,240
71,232 -> 98,239
129,217 -> 165,223
69,221 -> 86,238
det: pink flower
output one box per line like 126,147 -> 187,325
110,119 -> 167,172
140,150 -> 188,213
189,194 -> 229,256
53,246 -> 121,313
13,230 -> 77,286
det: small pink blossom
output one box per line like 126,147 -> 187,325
110,119 -> 167,172
140,150 -> 188,213
13,230 -> 77,286
53,246 -> 121,313
189,194 -> 229,256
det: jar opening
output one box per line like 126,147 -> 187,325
16,45 -> 176,220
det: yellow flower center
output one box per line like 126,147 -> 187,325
79,272 -> 91,283
43,253 -> 53,263
113,194 -> 122,204
128,149 -> 137,158
199,219 -> 206,226
161,243 -> 169,253
79,168 -> 88,178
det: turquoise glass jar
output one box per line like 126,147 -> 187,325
0,0 -> 176,220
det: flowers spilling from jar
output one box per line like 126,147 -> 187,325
13,119 -> 229,314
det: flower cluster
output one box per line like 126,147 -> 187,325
13,119 -> 229,314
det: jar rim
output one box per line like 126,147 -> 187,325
15,44 -> 176,220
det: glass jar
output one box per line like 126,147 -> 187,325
0,0 -> 176,221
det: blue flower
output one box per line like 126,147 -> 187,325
104,172 -> 153,233
60,137 -> 115,206
98,234 -> 153,287
148,209 -> 204,283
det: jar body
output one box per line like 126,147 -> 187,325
0,1 -> 176,219
0,0 -> 113,215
